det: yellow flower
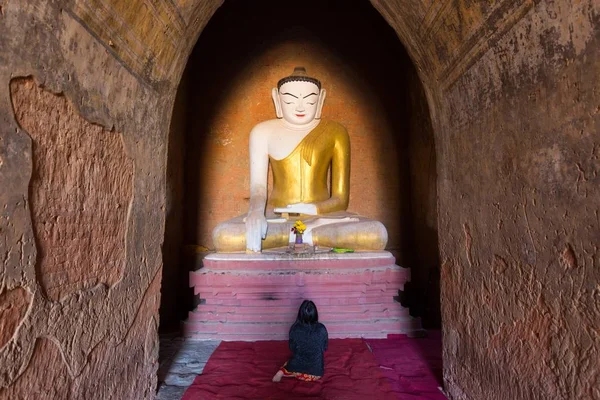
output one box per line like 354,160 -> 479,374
293,220 -> 306,234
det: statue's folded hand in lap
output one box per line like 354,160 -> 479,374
212,67 -> 388,253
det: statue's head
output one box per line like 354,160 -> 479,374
272,67 -> 326,125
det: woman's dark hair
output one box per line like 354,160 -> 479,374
296,300 -> 319,325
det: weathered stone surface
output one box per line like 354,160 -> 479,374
68,269 -> 162,400
11,77 -> 133,301
0,338 -> 72,400
0,287 -> 31,349
0,0 -> 169,397
156,337 -> 219,398
437,2 -> 600,399
169,342 -> 220,366
162,373 -> 196,387
156,385 -> 187,400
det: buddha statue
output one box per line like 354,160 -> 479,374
212,67 -> 388,253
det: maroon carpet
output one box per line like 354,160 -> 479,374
365,332 -> 446,400
182,339 -> 397,400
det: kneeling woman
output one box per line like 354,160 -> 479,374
272,300 -> 328,382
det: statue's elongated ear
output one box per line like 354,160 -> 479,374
315,89 -> 326,119
272,88 -> 283,118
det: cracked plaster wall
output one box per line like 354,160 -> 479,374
0,0 -> 598,399
0,0 -> 219,398
11,77 -> 133,302
433,2 -> 599,399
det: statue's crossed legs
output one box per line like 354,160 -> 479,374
212,212 -> 388,252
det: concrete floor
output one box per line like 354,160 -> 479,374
156,335 -> 220,400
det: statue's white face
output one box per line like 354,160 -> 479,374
278,81 -> 321,125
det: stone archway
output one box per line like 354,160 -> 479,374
0,1 -> 598,399
160,0 -> 441,333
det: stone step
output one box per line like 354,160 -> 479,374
201,252 -> 401,271
183,319 -> 417,335
184,331 -> 390,341
191,268 -> 409,288
184,251 -> 420,340
199,289 -> 399,300
203,295 -> 398,307
192,303 -> 400,314
184,332 -> 290,341
188,308 -> 409,323
195,282 -> 392,294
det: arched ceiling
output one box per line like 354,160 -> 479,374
67,0 -> 535,92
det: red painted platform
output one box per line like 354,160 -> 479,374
183,251 -> 421,340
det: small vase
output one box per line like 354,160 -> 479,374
295,233 -> 303,244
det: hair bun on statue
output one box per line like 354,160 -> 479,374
292,67 -> 307,75
277,66 -> 321,90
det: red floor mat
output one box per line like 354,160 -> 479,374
365,332 -> 446,400
182,339 -> 397,400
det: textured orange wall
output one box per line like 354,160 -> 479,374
11,78 -> 133,302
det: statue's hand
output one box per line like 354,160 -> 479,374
245,211 -> 268,252
274,203 -> 318,215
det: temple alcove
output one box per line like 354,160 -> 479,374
158,0 -> 441,333
2,1 -> 597,399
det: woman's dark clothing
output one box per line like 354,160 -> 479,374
285,321 -> 328,377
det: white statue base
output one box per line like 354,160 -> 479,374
182,251 -> 422,340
